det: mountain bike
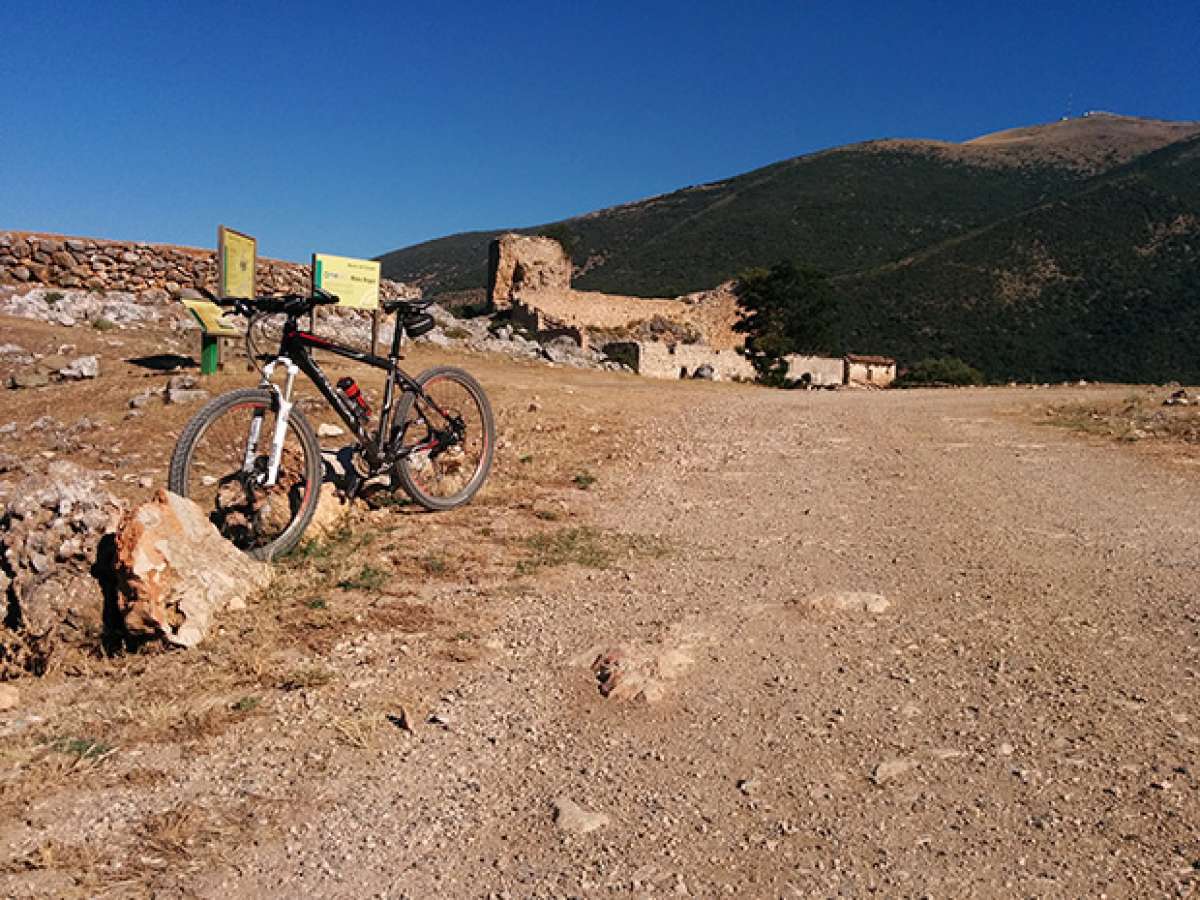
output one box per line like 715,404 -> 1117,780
167,289 -> 494,559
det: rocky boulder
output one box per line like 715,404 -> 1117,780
114,490 -> 272,648
0,462 -> 122,676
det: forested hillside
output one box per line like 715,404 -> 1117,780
835,135 -> 1200,382
377,115 -> 1200,381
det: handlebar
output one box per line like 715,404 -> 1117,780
203,287 -> 339,318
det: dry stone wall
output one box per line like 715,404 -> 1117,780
604,341 -> 755,381
0,232 -> 415,301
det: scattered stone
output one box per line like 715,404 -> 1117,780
114,490 -> 273,648
804,591 -> 891,614
386,706 -> 415,734
998,742 -> 1016,756
871,758 -> 916,785
1164,389 -> 1190,407
37,354 -> 70,373
0,462 -> 122,676
317,423 -> 346,438
166,373 -> 198,391
129,389 -> 157,409
581,639 -> 698,704
307,483 -> 349,537
58,355 -> 99,380
8,371 -> 49,389
164,387 -> 210,405
552,798 -> 610,834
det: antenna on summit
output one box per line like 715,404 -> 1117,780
1063,92 -> 1074,121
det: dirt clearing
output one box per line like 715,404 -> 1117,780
1,315 -> 1198,897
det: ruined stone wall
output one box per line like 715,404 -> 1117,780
487,234 -> 572,310
510,299 -> 590,351
605,341 -> 755,381
0,232 -> 415,301
485,233 -> 743,350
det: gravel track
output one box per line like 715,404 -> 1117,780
213,386 -> 1200,898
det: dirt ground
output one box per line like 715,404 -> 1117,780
1,314 -> 1198,898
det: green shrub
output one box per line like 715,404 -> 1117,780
895,357 -> 985,387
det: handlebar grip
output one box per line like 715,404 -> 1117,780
312,288 -> 340,306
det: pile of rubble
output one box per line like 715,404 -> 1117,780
7,345 -> 99,389
0,285 -> 173,330
0,463 -> 273,678
0,462 -> 121,676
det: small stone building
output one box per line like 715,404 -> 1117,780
783,354 -> 845,387
845,354 -> 896,386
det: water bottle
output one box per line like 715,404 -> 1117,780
336,376 -> 371,424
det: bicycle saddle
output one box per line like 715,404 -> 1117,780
381,296 -> 434,316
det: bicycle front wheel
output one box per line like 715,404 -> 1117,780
168,388 -> 322,559
392,367 -> 495,511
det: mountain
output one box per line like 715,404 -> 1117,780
379,115 -> 1197,296
378,114 -> 1200,381
836,133 -> 1200,383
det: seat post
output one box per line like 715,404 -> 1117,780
389,315 -> 404,360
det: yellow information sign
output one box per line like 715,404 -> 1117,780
312,253 -> 380,310
182,299 -> 242,337
218,226 -> 256,299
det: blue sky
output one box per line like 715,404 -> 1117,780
3,0 -> 1197,262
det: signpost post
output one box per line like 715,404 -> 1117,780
196,226 -> 257,375
311,253 -> 382,354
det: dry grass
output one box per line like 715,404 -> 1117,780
0,311 -> 711,892
3,796 -> 295,895
1037,392 -> 1200,445
515,525 -> 669,574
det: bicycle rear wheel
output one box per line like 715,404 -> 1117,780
168,388 -> 322,559
392,367 -> 494,511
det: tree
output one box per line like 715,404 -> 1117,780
894,356 -> 985,387
734,262 -> 836,385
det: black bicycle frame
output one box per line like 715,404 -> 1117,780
275,316 -> 432,471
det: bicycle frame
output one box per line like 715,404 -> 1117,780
256,314 -> 448,483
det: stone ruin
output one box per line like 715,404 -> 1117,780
485,233 -> 750,379
487,234 -> 572,311
482,233 -> 898,385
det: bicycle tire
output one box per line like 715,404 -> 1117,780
393,366 -> 495,511
168,388 -> 322,560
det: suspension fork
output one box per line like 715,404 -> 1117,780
251,357 -> 300,486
